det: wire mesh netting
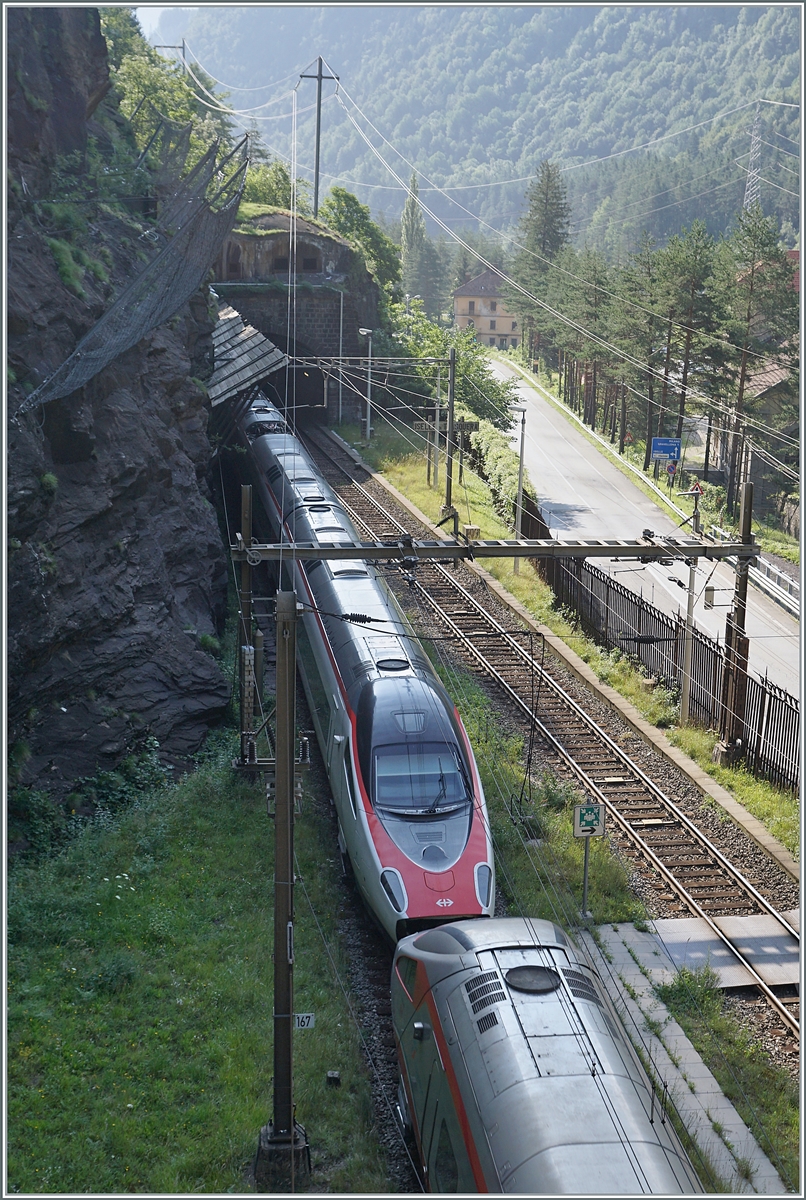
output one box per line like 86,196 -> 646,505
14,129 -> 249,418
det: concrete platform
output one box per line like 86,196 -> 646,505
652,911 -> 800,989
582,923 -> 791,1193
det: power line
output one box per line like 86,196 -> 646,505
333,83 -> 794,432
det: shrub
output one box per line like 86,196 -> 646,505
40,472 -> 58,494
199,633 -> 222,657
94,950 -> 139,994
46,238 -> 86,298
7,788 -> 66,856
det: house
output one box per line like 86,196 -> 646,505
453,269 -> 519,349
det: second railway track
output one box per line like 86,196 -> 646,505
300,426 -> 799,1040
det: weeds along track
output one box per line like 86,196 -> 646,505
301,428 -> 799,1041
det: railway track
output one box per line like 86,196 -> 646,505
301,426 -> 799,1040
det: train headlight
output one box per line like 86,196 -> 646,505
380,869 -> 408,914
474,863 -> 493,909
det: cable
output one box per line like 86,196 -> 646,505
183,42 -> 311,95
333,86 -> 793,406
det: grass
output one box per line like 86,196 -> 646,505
339,415 -> 798,857
668,726 -> 799,857
6,733 -> 391,1194
656,966 -> 799,1192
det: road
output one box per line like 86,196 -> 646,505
490,360 -> 800,697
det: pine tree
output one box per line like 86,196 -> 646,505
657,221 -> 723,441
401,173 -> 427,297
716,203 -> 799,514
613,232 -> 663,468
507,161 -> 571,363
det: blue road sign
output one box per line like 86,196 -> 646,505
651,437 -> 682,461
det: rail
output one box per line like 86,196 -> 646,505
303,429 -> 799,1040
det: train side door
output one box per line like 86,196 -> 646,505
421,1063 -> 462,1192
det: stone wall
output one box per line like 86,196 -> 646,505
214,213 -> 380,358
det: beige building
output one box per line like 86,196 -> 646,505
453,269 -> 519,349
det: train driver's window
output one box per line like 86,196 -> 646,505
344,744 -> 358,816
433,1118 -> 459,1192
395,955 -> 417,1002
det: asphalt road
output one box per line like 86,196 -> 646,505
490,360 -> 800,697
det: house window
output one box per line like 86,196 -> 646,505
466,318 -> 474,329
511,321 -> 518,331
468,300 -> 475,314
499,337 -> 507,349
511,338 -> 518,348
302,256 -> 319,271
274,257 -> 289,272
488,338 -> 495,346
490,301 -> 497,313
489,319 -> 496,331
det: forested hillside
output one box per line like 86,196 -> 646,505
152,4 -> 800,252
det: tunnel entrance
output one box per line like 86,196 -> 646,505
258,334 -> 327,420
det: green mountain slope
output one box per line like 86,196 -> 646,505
153,5 -> 799,251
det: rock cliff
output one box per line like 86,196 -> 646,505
6,8 -> 230,809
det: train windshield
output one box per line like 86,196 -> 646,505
373,743 -> 471,816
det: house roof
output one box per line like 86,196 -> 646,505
453,268 -> 505,298
746,355 -> 793,400
208,303 -> 287,408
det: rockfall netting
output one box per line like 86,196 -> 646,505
14,133 -> 248,418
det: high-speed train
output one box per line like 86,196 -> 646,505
239,394 -> 495,942
391,917 -> 702,1194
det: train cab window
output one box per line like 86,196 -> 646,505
432,1119 -> 459,1192
395,955 -> 418,1001
373,744 -> 470,814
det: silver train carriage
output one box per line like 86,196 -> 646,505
240,396 -> 495,942
392,918 -> 702,1194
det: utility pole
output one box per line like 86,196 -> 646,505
680,557 -> 697,726
443,347 -> 456,514
154,40 -> 186,74
717,482 -> 754,759
513,405 -> 526,576
299,57 -> 339,218
254,591 -> 310,1191
434,365 -> 441,490
239,486 -> 254,763
359,328 -> 373,439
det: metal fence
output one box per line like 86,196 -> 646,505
543,557 -> 799,792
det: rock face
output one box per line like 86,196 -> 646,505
6,6 -> 111,195
6,9 -> 230,797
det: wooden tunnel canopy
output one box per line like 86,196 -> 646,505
208,302 -> 287,408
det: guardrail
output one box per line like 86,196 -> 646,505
710,525 -> 800,618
